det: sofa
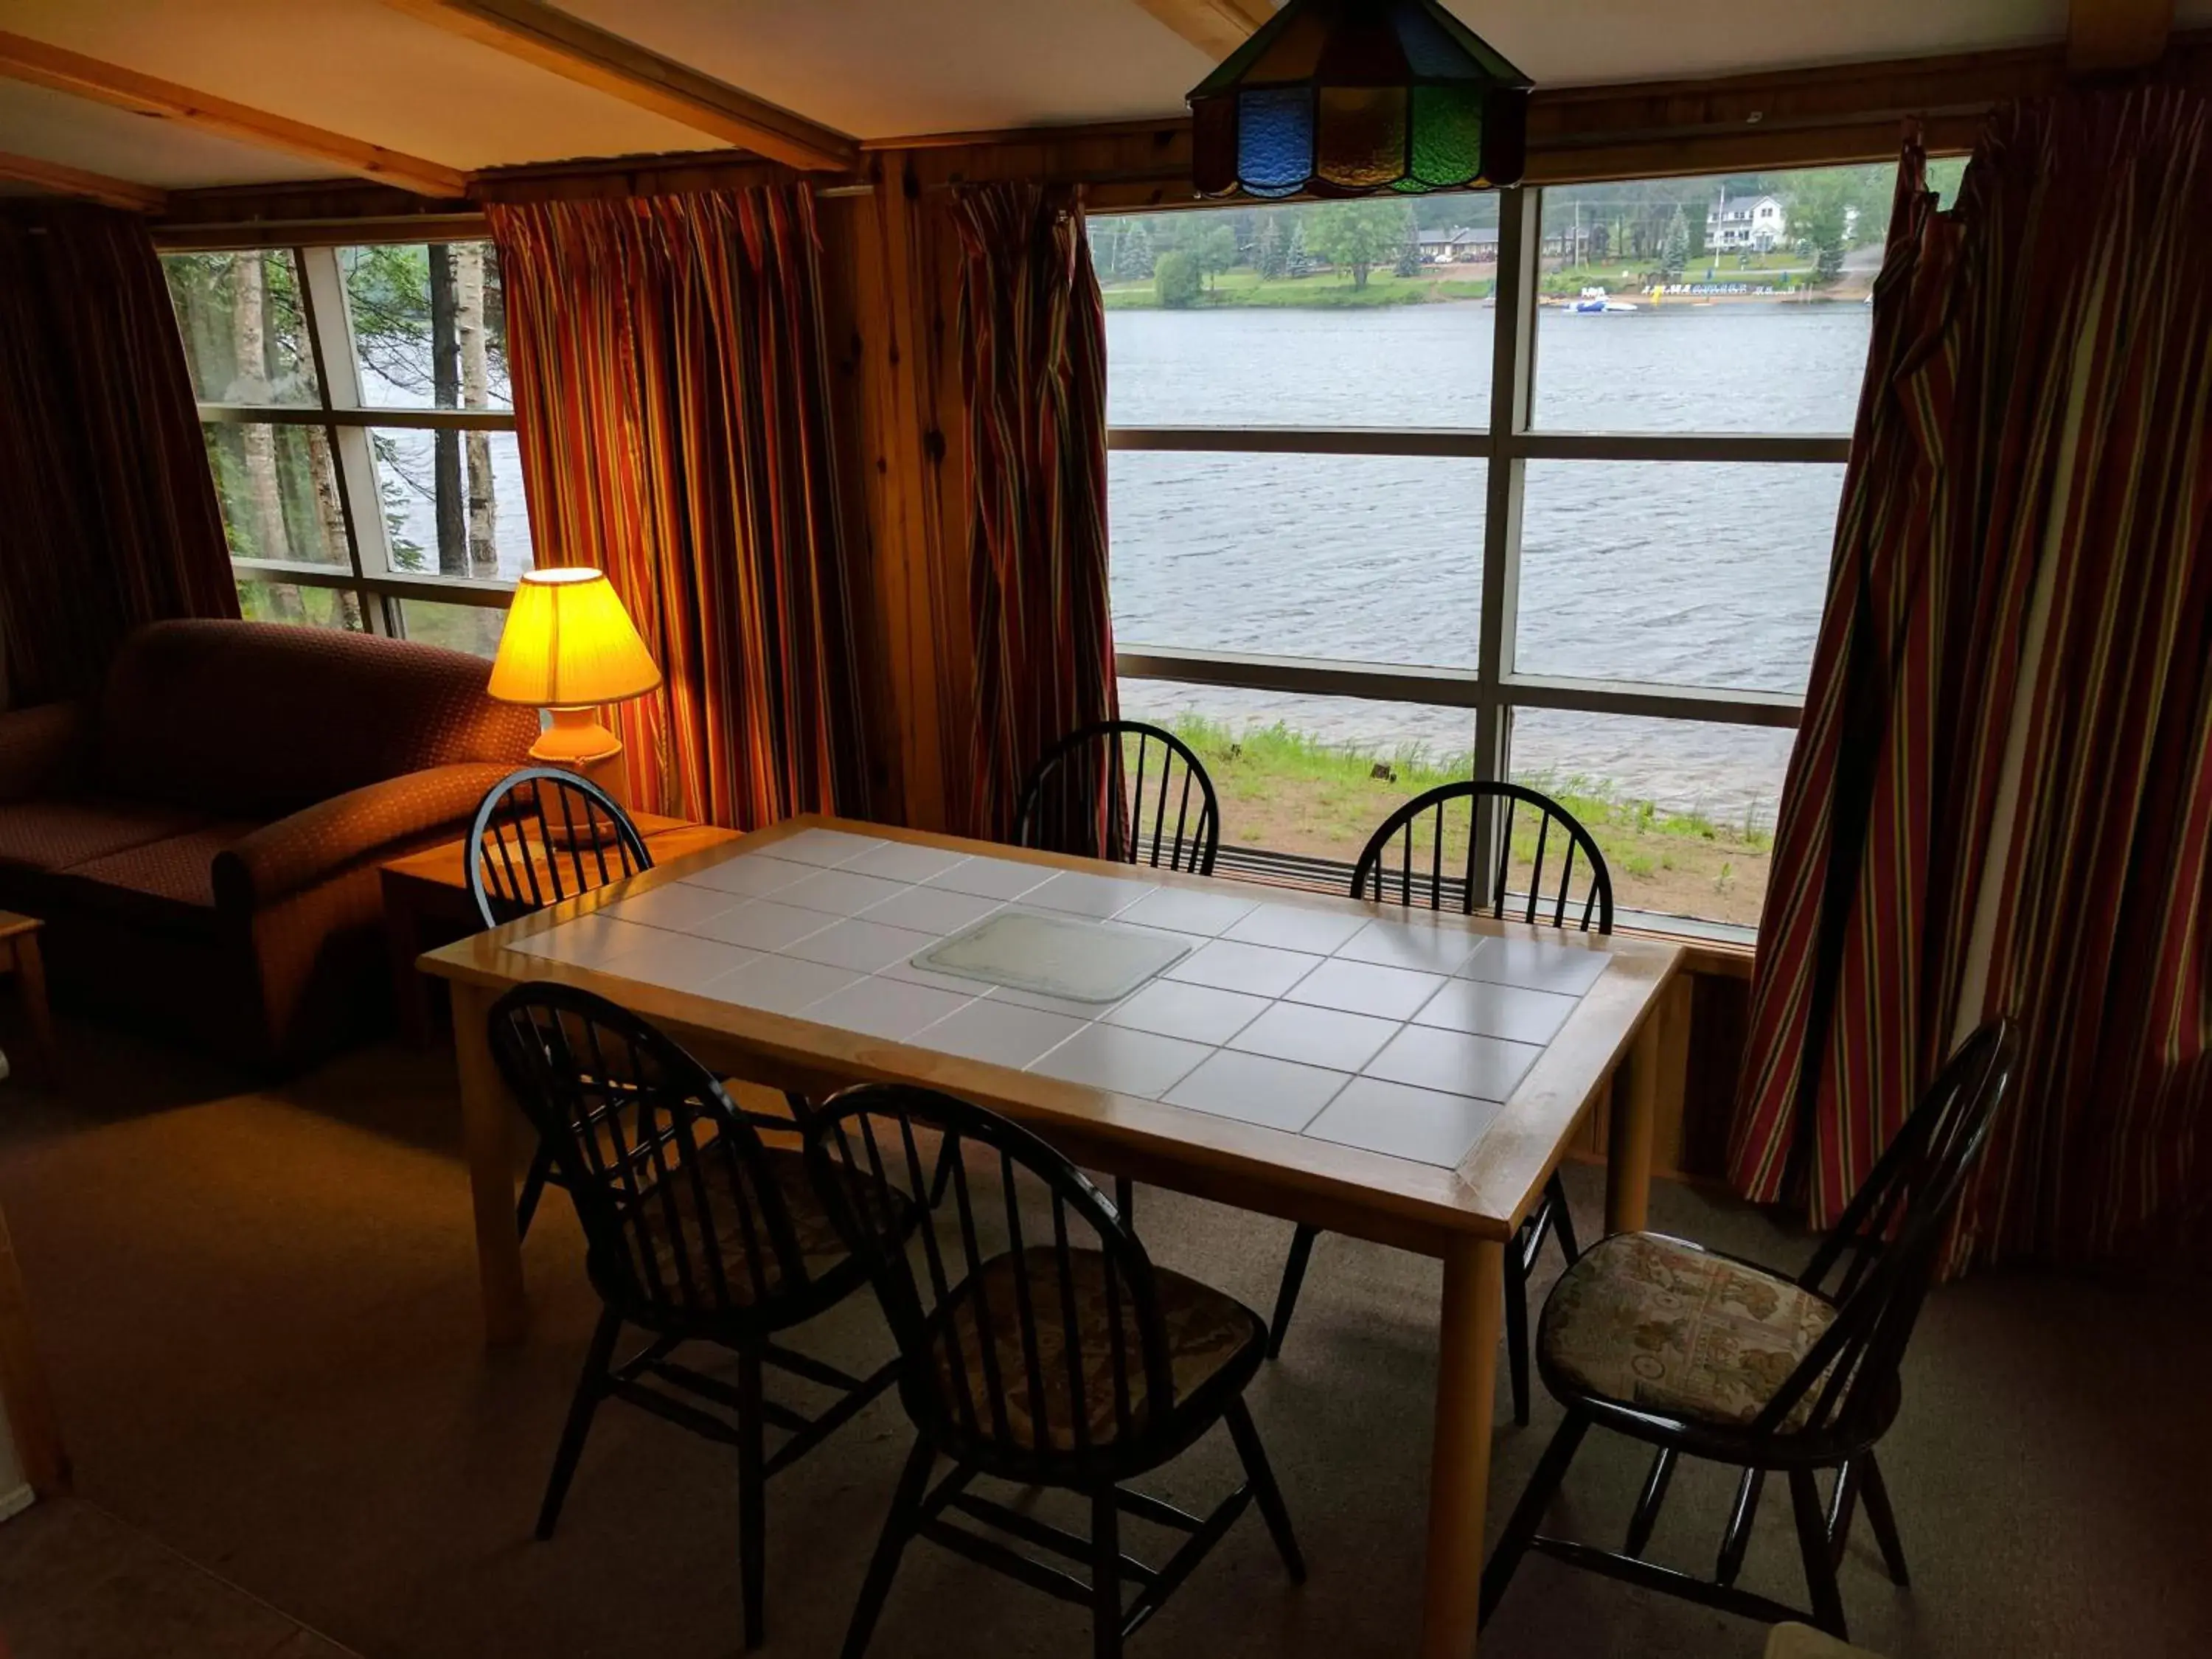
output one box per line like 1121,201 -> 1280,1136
0,619 -> 538,1071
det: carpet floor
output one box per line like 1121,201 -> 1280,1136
0,1018 -> 2205,1659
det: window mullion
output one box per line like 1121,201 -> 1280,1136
298,245 -> 397,634
1474,184 -> 1539,877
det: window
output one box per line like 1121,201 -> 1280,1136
162,242 -> 531,654
1096,164 -> 1958,929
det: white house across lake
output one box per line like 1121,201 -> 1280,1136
1708,192 -> 1788,251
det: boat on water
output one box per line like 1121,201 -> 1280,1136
1570,297 -> 1640,313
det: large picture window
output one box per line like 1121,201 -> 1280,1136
1097,163 -> 1961,930
161,240 -> 532,656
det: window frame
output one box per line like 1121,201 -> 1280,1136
1104,184 -> 1835,896
180,240 -> 522,639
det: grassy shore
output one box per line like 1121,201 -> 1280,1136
1103,268 -> 1495,311
1139,714 -> 1771,926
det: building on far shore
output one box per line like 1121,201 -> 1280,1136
1708,192 -> 1788,251
1416,226 -> 1497,265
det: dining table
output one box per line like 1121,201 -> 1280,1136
419,812 -> 1686,1659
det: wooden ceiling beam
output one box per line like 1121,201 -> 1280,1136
0,149 -> 165,212
1127,0 -> 1276,60
378,0 -> 858,172
0,29 -> 465,198
2068,0 -> 2174,72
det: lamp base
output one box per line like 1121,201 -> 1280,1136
529,708 -> 628,807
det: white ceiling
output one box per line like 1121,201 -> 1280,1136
0,0 -> 2206,195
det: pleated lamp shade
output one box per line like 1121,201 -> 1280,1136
488,568 -> 661,710
1189,0 -> 1531,199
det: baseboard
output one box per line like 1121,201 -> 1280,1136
0,1481 -> 35,1524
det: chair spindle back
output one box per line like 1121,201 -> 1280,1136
467,767 -> 653,929
1014,720 -> 1221,876
1352,780 -> 1613,933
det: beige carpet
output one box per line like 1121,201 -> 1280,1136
0,1017 -> 2206,1659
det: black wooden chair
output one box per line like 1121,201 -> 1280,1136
804,1082 -> 1304,1659
1480,1019 -> 2017,1644
1014,720 -> 1221,878
1267,781 -> 1613,1430
1013,719 -> 1221,1224
487,983 -> 906,1651
467,768 -> 654,1236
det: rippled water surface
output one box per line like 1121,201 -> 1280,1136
1107,301 -> 1873,827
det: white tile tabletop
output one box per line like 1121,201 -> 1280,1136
1165,939 -> 1324,998
1105,980 -> 1271,1046
1163,1049 -> 1349,1134
513,836 -> 1621,1172
1023,869 -> 1158,919
1027,1022 -> 1211,1099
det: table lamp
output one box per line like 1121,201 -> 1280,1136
487,568 -> 661,799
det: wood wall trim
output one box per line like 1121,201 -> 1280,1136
0,29 -> 466,198
1125,0 -> 1276,59
148,29 -> 2212,234
377,0 -> 858,171
2070,0 -> 2177,72
0,1201 -> 68,1499
0,148 -> 164,212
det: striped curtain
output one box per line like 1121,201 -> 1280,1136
0,204 -> 236,706
1730,92 -> 2212,1270
487,188 -> 869,827
950,184 -> 1119,845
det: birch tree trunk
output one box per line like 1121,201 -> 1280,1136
429,246 -> 465,576
455,242 -> 498,578
232,256 -> 291,560
231,254 -> 300,620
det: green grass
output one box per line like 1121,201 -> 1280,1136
1133,712 -> 1775,925
1102,267 -> 1495,311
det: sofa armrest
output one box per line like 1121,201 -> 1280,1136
212,762 -> 516,912
0,701 -> 88,801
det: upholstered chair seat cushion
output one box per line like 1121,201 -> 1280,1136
1539,1231 -> 1837,1432
925,1248 -> 1263,1453
616,1147 -> 863,1310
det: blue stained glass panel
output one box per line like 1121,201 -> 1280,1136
1237,88 -> 1315,193
1392,4 -> 1475,80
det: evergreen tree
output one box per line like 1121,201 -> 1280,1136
1659,206 -> 1691,279
1254,215 -> 1284,281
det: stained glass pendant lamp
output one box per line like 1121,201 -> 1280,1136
1188,0 -> 1531,198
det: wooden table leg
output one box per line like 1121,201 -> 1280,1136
451,980 -> 527,1346
1420,1234 -> 1504,1659
9,932 -> 58,1086
1606,975 -> 1685,1235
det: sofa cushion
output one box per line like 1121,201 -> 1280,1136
94,619 -> 540,818
60,821 -> 264,922
0,796 -> 214,875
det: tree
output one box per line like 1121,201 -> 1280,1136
1659,206 -> 1690,279
1194,223 -> 1237,291
1154,249 -> 1201,308
1393,234 -> 1419,278
1306,200 -> 1414,290
1285,220 -> 1312,277
1790,174 -> 1852,288
1254,214 -> 1285,281
454,242 -> 497,577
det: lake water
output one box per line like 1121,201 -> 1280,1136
1106,300 -> 1874,829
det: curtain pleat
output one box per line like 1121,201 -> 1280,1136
0,204 -> 236,706
1730,92 -> 2212,1270
486,187 -> 869,827
950,184 -> 1118,846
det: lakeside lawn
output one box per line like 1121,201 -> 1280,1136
1103,267 -> 1495,310
1132,714 -> 1771,927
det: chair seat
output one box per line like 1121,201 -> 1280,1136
1539,1231 -> 1837,1433
928,1248 -> 1264,1454
616,1147 -> 866,1309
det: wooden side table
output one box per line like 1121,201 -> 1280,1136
380,813 -> 742,1046
0,915 -> 57,1086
